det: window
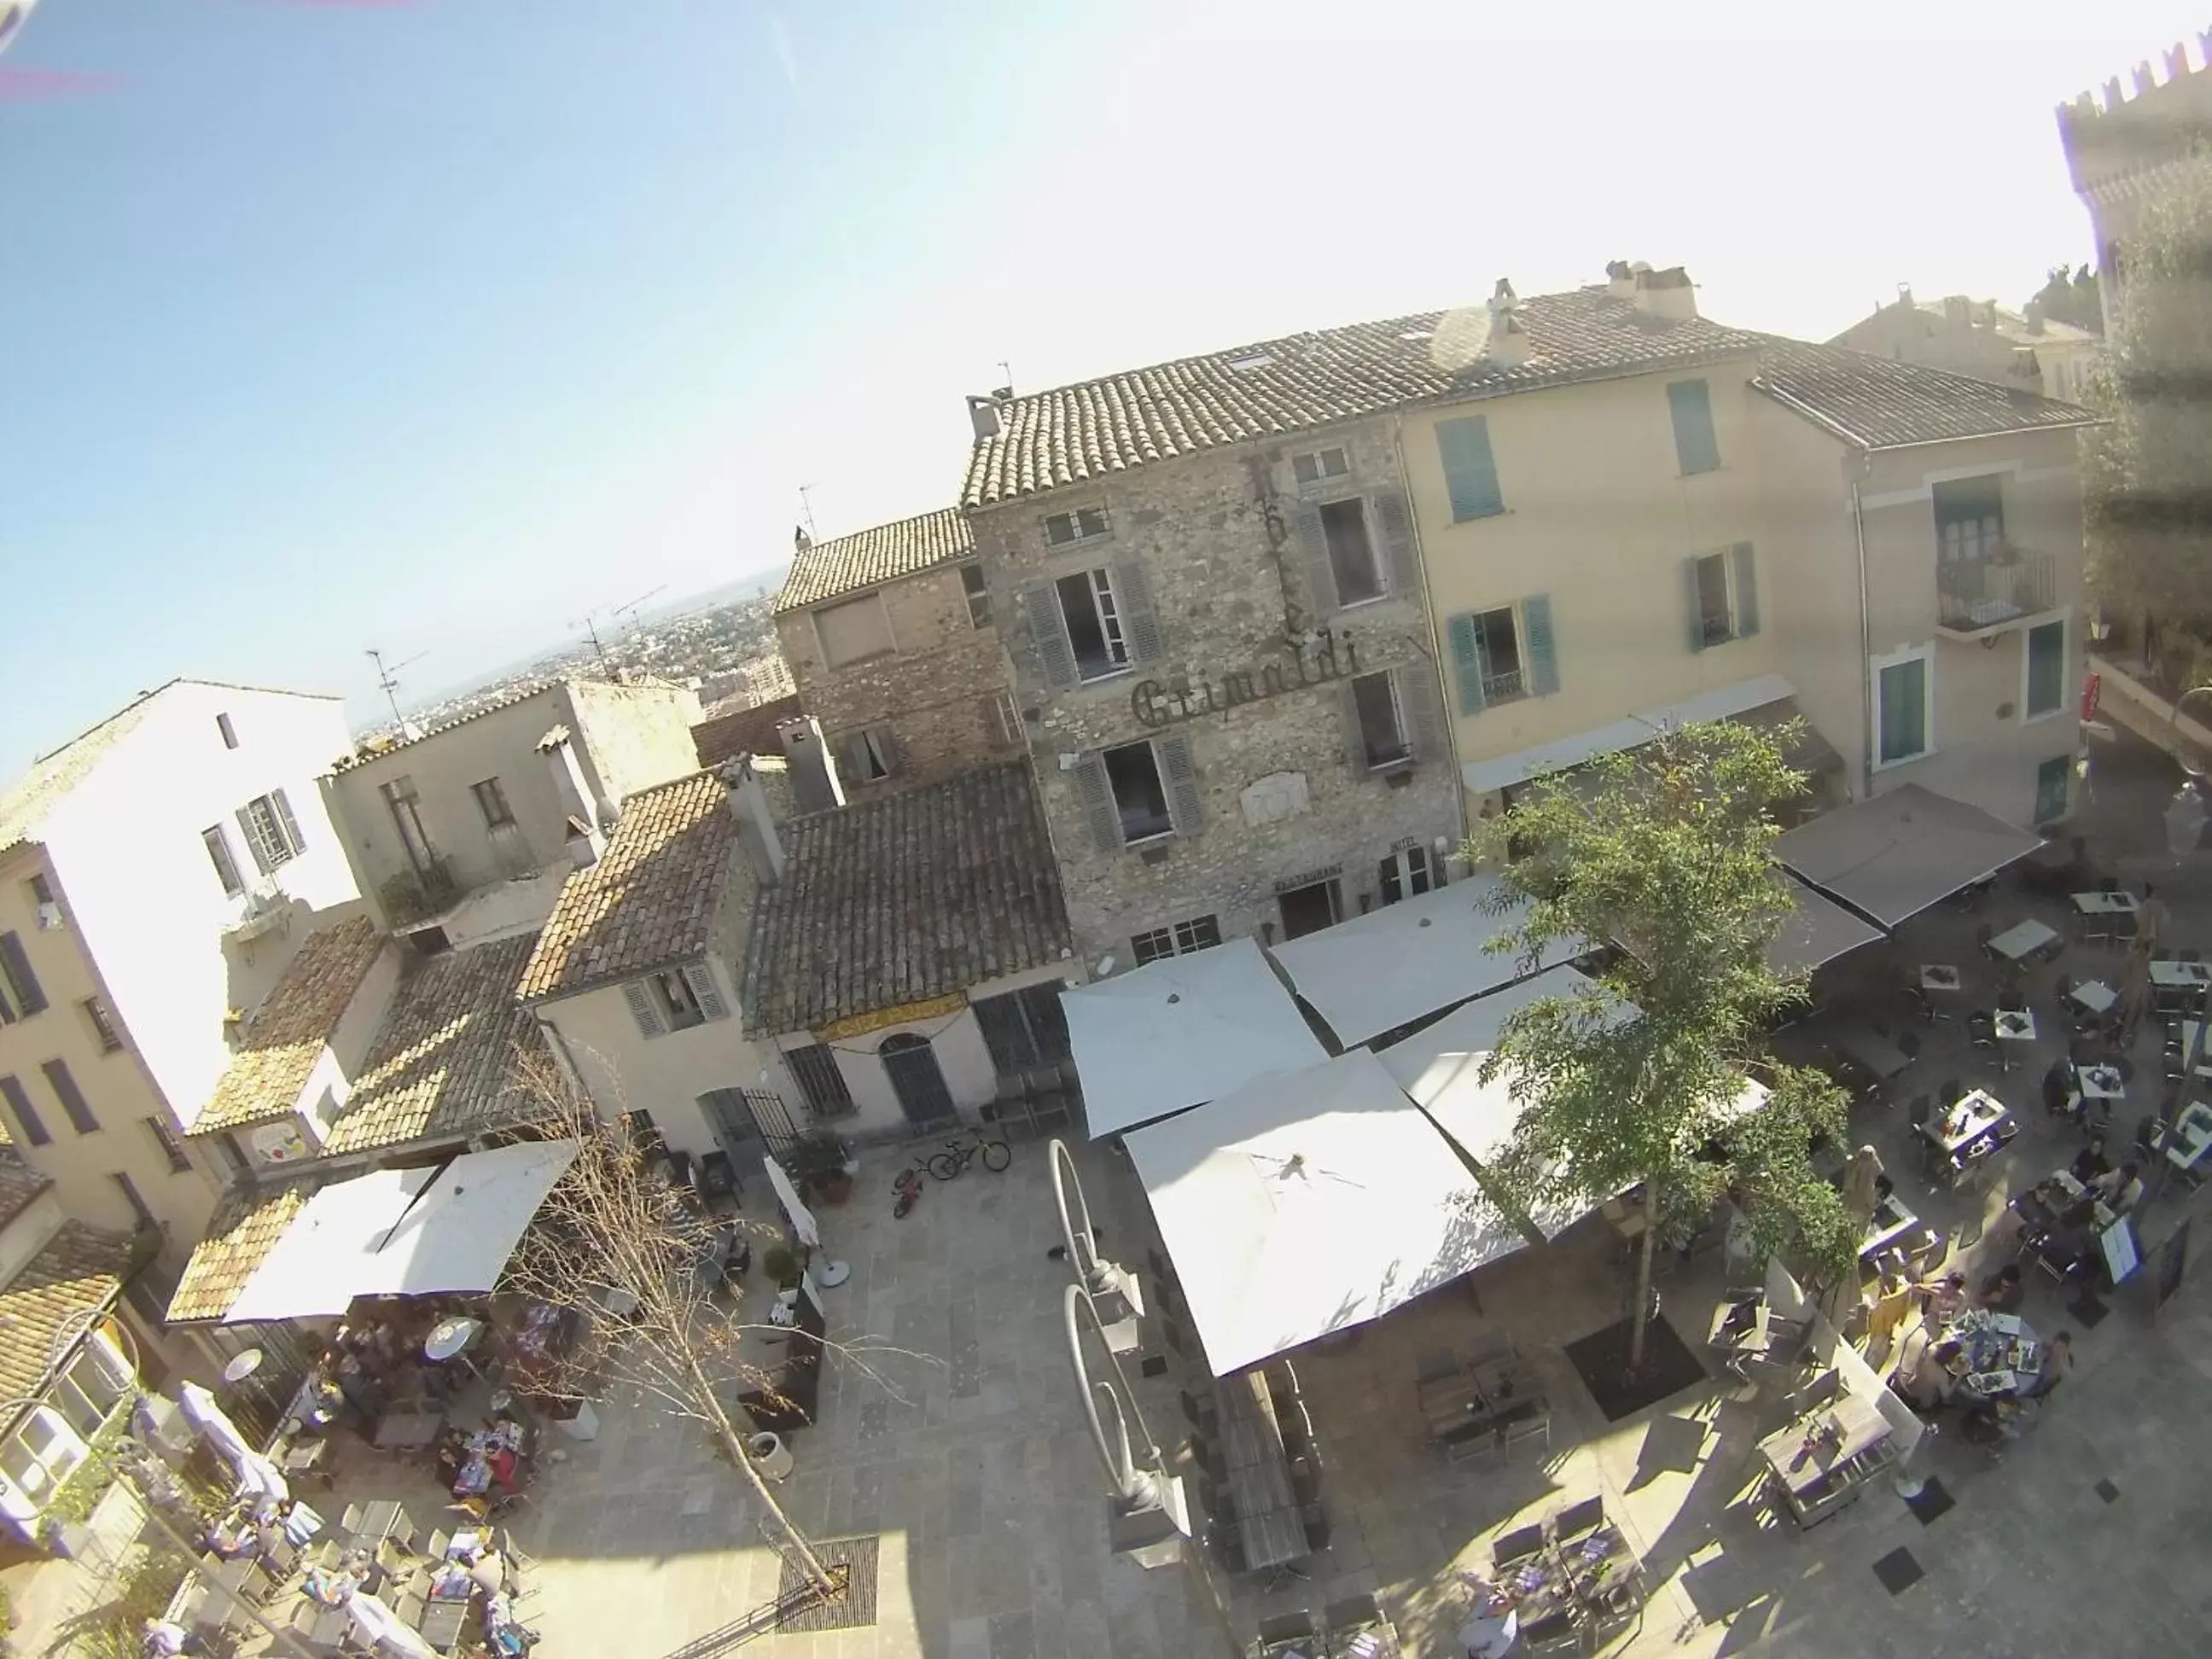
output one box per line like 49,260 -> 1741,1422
987,691 -> 1023,748
472,777 -> 515,830
1436,415 -> 1504,521
1379,846 -> 1438,905
1318,498 -> 1383,606
1278,880 -> 1340,940
380,777 -> 438,875
1130,914 -> 1222,964
2034,755 -> 2072,825
959,563 -> 991,628
1102,741 -> 1174,844
203,825 -> 246,897
1876,649 -> 1931,766
972,982 -> 1073,1073
1044,506 -> 1109,546
144,1116 -> 189,1174
216,712 -> 237,749
1292,446 -> 1349,486
43,1059 -> 97,1135
622,963 -> 728,1037
652,969 -> 707,1031
212,1133 -> 250,1179
24,872 -> 59,929
0,1076 -> 47,1147
815,591 -> 896,668
1452,608 -> 1525,708
237,789 -> 305,875
841,726 -> 899,783
1932,475 -> 2005,567
1056,568 -> 1131,681
2025,619 -> 2066,719
1351,672 -> 1410,770
786,1043 -> 856,1119
1667,379 -> 1720,474
1686,544 -> 1758,649
0,933 -> 44,1022
80,998 -> 123,1055
110,1172 -> 153,1230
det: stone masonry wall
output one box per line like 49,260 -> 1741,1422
970,418 -> 1463,965
776,564 -> 1017,796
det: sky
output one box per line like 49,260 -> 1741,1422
0,0 -> 2201,771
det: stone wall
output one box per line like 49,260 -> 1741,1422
775,564 -> 1018,796
970,419 -> 1464,964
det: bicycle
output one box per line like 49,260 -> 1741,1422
926,1127 -> 1010,1181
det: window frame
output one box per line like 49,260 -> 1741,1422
1667,378 -> 1721,476
1350,671 -> 1411,771
1100,740 -> 1174,847
1291,446 -> 1351,489
1044,506 -> 1111,548
0,933 -> 44,1021
1131,913 -> 1222,965
1056,567 -> 1133,684
1378,845 -> 1437,906
1473,606 -> 1528,706
813,590 -> 898,669
2023,616 -> 2068,722
471,776 -> 516,830
80,998 -> 124,1055
144,1116 -> 190,1175
785,1042 -> 857,1120
203,825 -> 246,897
1872,643 -> 1935,770
216,713 -> 238,749
1692,551 -> 1735,648
1317,498 -> 1385,608
958,563 -> 992,628
237,790 -> 304,874
649,969 -> 709,1033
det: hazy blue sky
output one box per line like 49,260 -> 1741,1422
0,1 -> 2197,770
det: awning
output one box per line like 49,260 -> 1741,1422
1769,875 -> 1885,974
1774,783 -> 2045,930
1463,673 -> 1801,795
1126,1051 -> 1517,1376
1062,938 -> 1327,1140
1267,876 -> 1580,1050
223,1141 -> 579,1324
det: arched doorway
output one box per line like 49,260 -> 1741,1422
880,1033 -> 956,1127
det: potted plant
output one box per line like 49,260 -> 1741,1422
791,1132 -> 855,1205
761,1244 -> 801,1290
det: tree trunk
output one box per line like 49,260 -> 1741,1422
1627,1175 -> 1662,1376
680,1348 -> 840,1598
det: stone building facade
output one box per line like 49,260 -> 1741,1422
965,410 -> 1462,968
773,509 -> 1021,797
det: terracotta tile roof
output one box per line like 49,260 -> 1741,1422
1751,341 -> 2103,450
519,772 -> 737,1002
321,932 -> 550,1154
693,694 -> 804,771
332,681 -> 560,773
774,508 -> 974,612
959,287 -> 1769,507
193,916 -> 387,1133
166,1185 -> 307,1324
743,761 -> 1071,1033
0,1222 -> 135,1402
0,1148 -> 49,1232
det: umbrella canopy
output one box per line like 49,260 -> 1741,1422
762,1155 -> 821,1250
177,1382 -> 251,1466
346,1589 -> 440,1657
1774,783 -> 2042,929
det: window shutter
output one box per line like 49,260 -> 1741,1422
1668,380 -> 1720,474
877,727 -> 905,774
237,808 -> 275,876
1072,755 -> 1121,853
1020,584 -> 1080,691
1372,488 -> 1418,599
1293,503 -> 1337,617
680,963 -> 729,1022
1340,684 -> 1371,772
1158,736 -> 1203,838
1114,560 -> 1166,664
621,981 -> 667,1039
1683,557 -> 1708,654
0,934 -> 44,1017
272,789 -> 306,856
1731,542 -> 1760,637
1400,661 -> 1447,765
1447,614 -> 1487,716
1522,595 -> 1559,695
1436,416 -> 1504,521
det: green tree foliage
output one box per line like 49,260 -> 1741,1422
2028,262 -> 2104,335
1474,722 -> 1857,1371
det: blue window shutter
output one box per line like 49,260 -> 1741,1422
1683,557 -> 1708,654
1522,596 -> 1559,695
1731,542 -> 1760,637
1447,614 -> 1487,715
2026,620 -> 2064,716
1668,380 -> 1720,475
0,1076 -> 48,1147
1436,417 -> 1504,522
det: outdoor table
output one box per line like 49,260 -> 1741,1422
1919,963 -> 1963,992
1859,1192 -> 1918,1260
2159,1102 -> 2212,1172
418,1592 -> 470,1654
2074,1062 -> 2126,1103
2071,890 -> 2139,917
2177,1024 -> 2212,1082
1931,1091 -> 2010,1156
1325,1626 -> 1400,1658
1945,1309 -> 2040,1397
1561,1524 -> 1638,1607
1755,1392 -> 1889,1498
1215,1371 -> 1305,1572
2071,981 -> 2119,1016
2151,959 -> 2211,989
1992,1008 -> 2036,1066
1836,1027 -> 1911,1080
1498,1551 -> 1577,1626
1420,1353 -> 1532,1437
1989,919 -> 2060,963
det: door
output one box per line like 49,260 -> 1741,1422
698,1088 -> 765,1161
1278,880 -> 1341,940
2034,755 -> 2072,826
880,1033 -> 958,1127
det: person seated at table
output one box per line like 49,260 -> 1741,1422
2071,1136 -> 2113,1186
1917,1270 -> 1968,1329
1977,1263 -> 2025,1313
1455,1573 -> 1519,1659
1958,1396 -> 2023,1447
2093,1161 -> 2146,1215
2021,1330 -> 2075,1400
197,1514 -> 253,1560
1894,1337 -> 1963,1413
140,1617 -> 209,1657
434,1426 -> 471,1490
2038,1221 -> 2099,1287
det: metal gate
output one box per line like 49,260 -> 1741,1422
880,1033 -> 957,1127
731,1087 -> 805,1160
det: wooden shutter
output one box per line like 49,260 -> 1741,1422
680,963 -> 729,1022
1668,380 -> 1720,474
1293,503 -> 1337,616
621,981 -> 667,1039
1372,488 -> 1418,600
1158,736 -> 1203,837
1114,560 -> 1166,664
1399,661 -> 1447,765
1020,583 -> 1080,691
1340,684 -> 1371,772
1072,755 -> 1121,853
1684,557 -> 1708,654
272,789 -> 306,856
1436,416 -> 1504,521
237,807 -> 276,876
877,727 -> 905,775
1731,543 -> 1760,637
1447,614 -> 1487,716
1522,595 -> 1559,696
0,934 -> 44,1017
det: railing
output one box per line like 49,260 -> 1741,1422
1481,667 -> 1528,705
1937,551 -> 2056,633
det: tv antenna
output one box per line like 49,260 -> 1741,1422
364,648 -> 425,731
797,483 -> 819,539
574,586 -> 667,671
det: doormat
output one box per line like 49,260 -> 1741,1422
2068,1293 -> 2111,1330
1139,1355 -> 1169,1378
777,1535 -> 880,1633
1903,1477 -> 1953,1525
2095,1477 -> 2121,1505
1563,1313 -> 1708,1422
1871,1546 -> 1924,1596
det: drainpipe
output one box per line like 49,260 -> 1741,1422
1850,451 -> 1876,799
1390,415 -> 1473,859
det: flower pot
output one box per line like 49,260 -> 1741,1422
747,1431 -> 794,1481
811,1171 -> 853,1205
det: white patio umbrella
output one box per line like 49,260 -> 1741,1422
179,1382 -> 290,1508
345,1589 -> 440,1657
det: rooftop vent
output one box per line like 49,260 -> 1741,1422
1228,352 -> 1277,373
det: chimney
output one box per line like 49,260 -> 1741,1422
2167,43 -> 2189,81
1605,259 -> 1636,300
1942,294 -> 1970,327
2134,61 -> 2156,96
538,725 -> 608,867
1483,280 -> 1530,368
1631,265 -> 1698,322
717,758 -> 787,887
2023,300 -> 2046,335
775,714 -> 845,814
1895,282 -> 1913,310
967,394 -> 1002,441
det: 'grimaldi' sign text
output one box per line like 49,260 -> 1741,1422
1131,628 -> 1361,730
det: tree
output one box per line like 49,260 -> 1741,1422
2028,262 -> 2104,335
1473,722 -> 1857,1374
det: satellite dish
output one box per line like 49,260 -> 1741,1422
1427,305 -> 1494,373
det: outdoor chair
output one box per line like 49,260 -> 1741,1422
1500,1405 -> 1552,1460
1416,1348 -> 1461,1386
1939,1078 -> 1964,1108
2185,950 -> 2204,964
1323,1593 -> 1383,1637
1897,1030 -> 1922,1063
1185,1432 -> 1221,1481
1520,1610 -> 1584,1654
1301,1501 -> 1331,1554
1215,1522 -> 1249,1577
1255,1611 -> 1316,1653
1976,923 -> 1996,958
1179,1389 -> 1217,1436
1790,1367 -> 1842,1417
1491,1522 -> 1548,1573
1290,1461 -> 1322,1508
1553,1494 -> 1605,1543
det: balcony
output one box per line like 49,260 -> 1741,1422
1481,667 -> 1528,706
1936,550 -> 2056,639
